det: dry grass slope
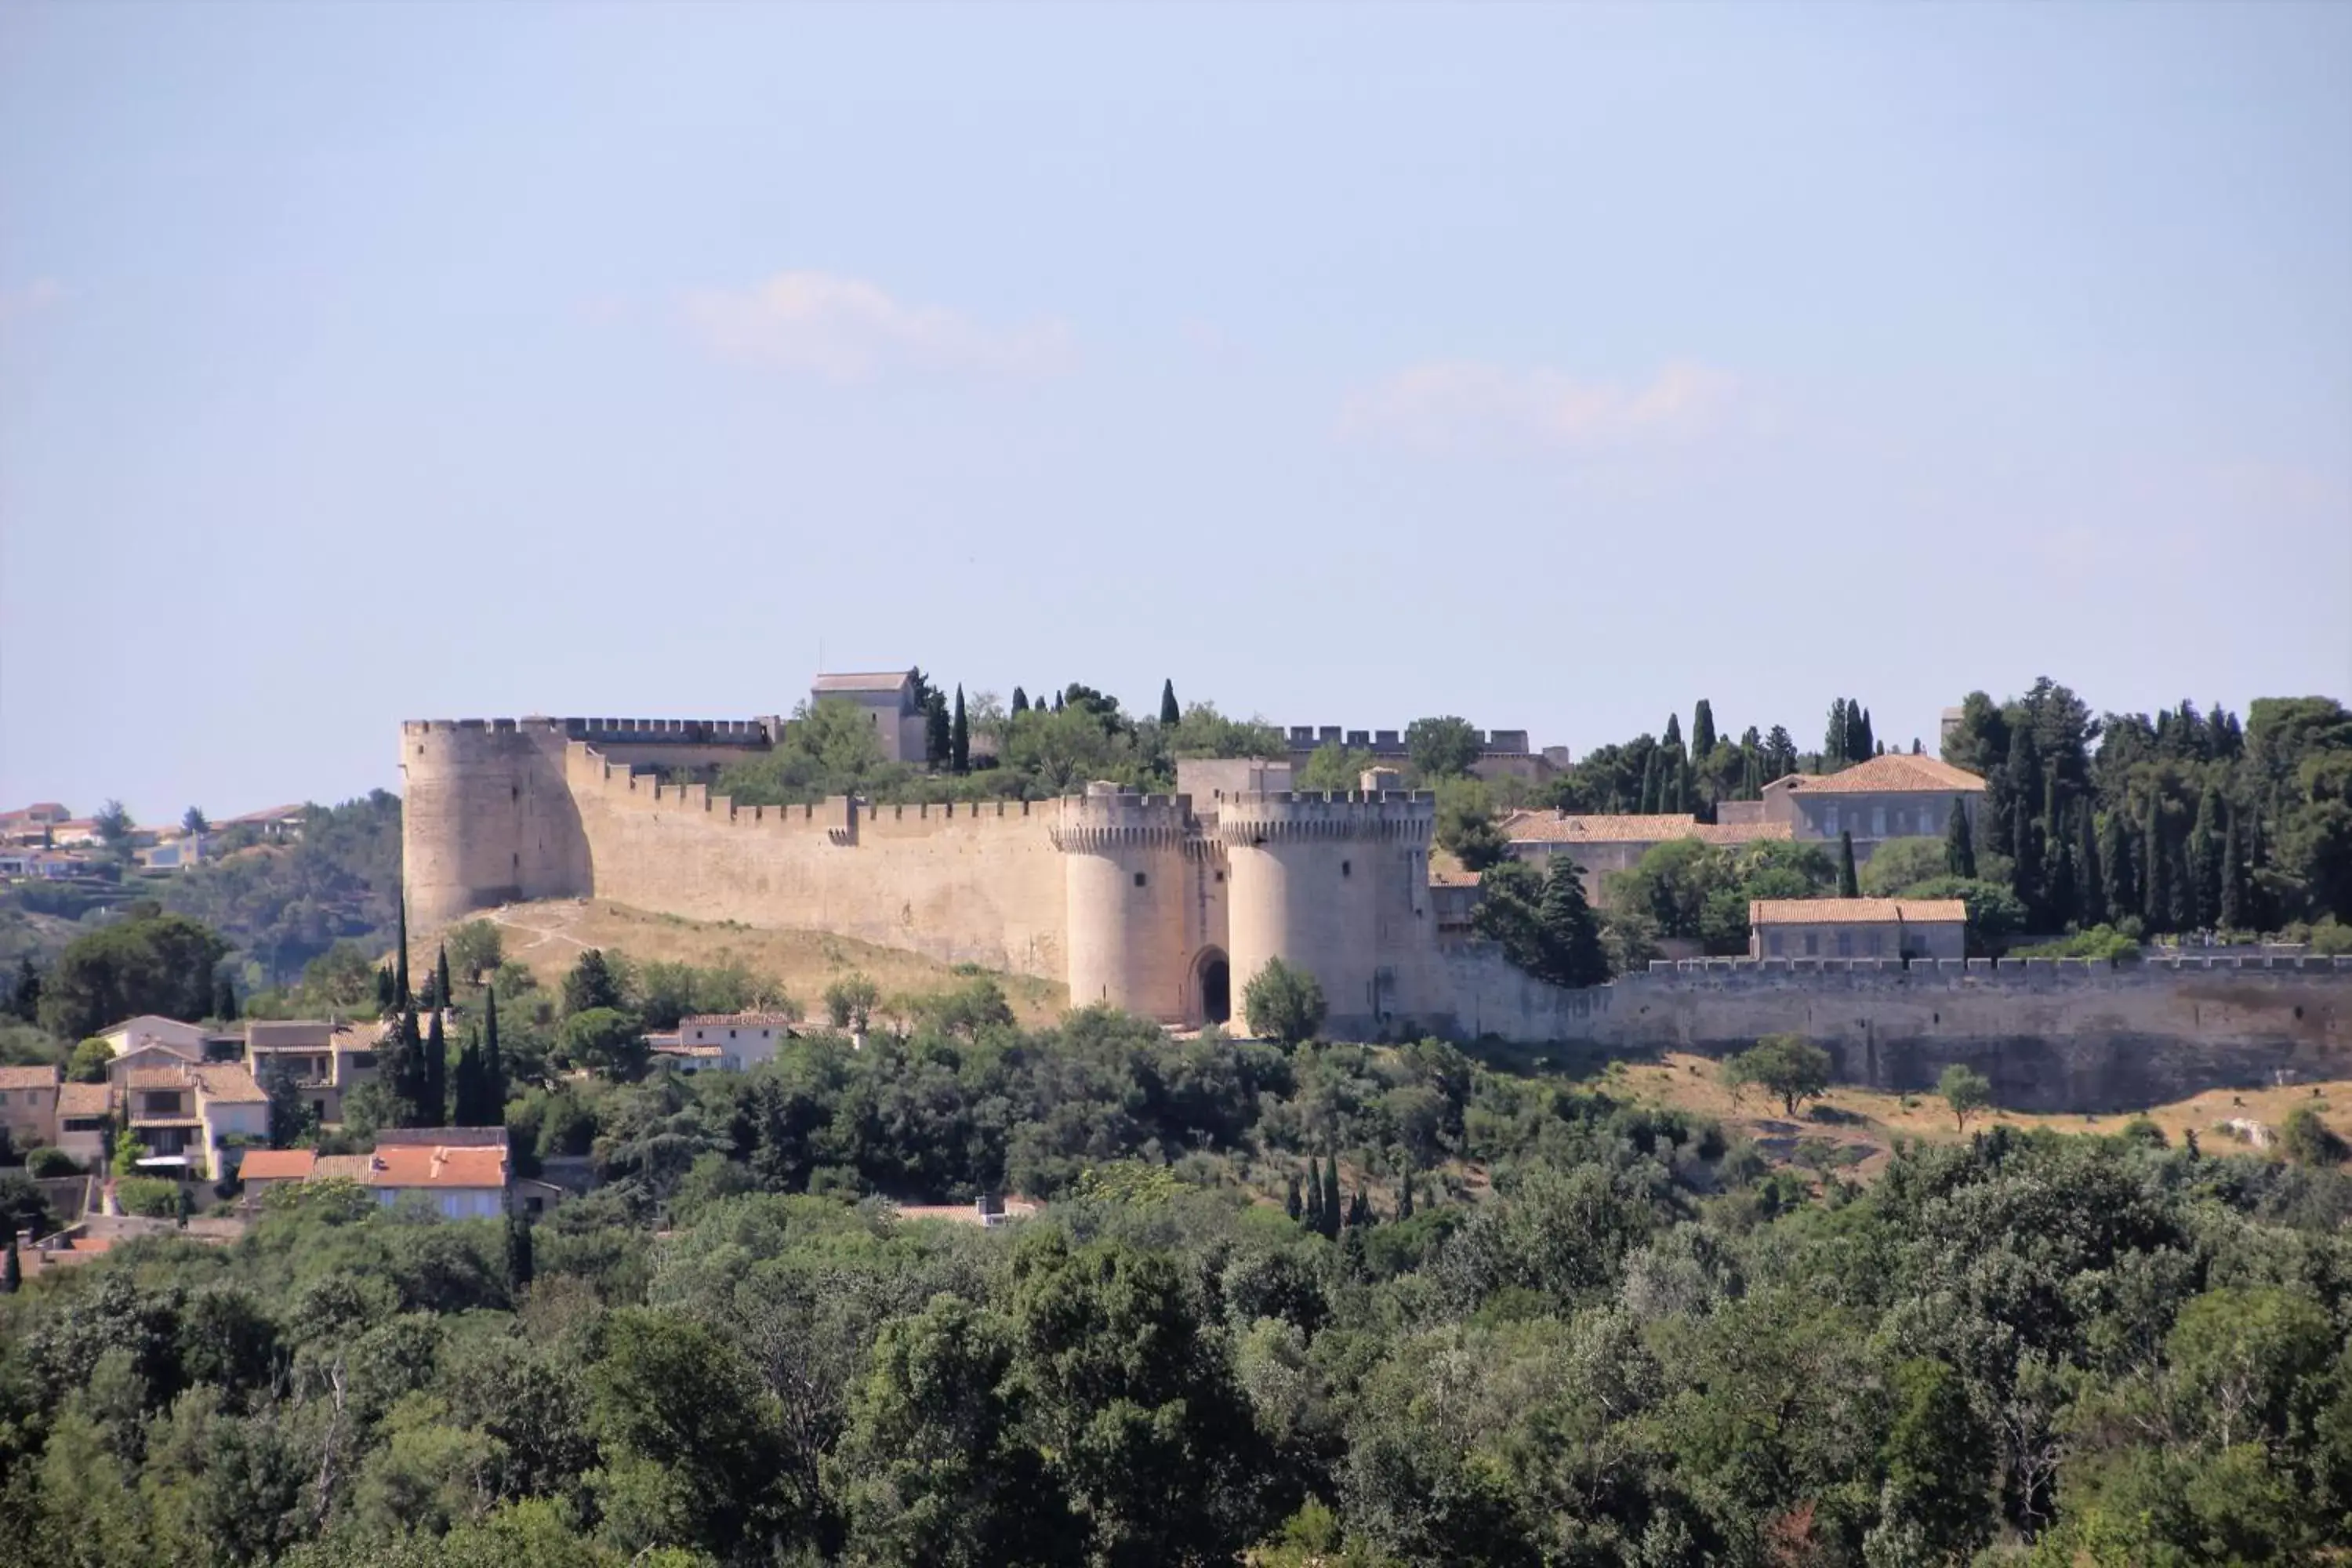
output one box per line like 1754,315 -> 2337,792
453,898 -> 1069,1025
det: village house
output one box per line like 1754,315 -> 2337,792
109,1058 -> 268,1180
0,1065 -> 60,1152
56,1081 -> 111,1166
0,802 -> 73,846
661,1011 -> 797,1073
1748,897 -> 1969,962
1498,811 -> 1795,907
243,1019 -> 379,1125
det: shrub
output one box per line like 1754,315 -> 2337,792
1242,957 -> 1327,1047
117,1176 -> 180,1218
24,1146 -> 78,1178
2281,1105 -> 2348,1167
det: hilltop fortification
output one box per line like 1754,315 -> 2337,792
402,710 -> 2352,1100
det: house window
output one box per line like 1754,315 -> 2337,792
1836,931 -> 1853,957
1867,931 -> 1883,956
1768,932 -> 1784,956
0,1091 -> 9,1107
1824,806 -> 1839,835
1872,807 -> 1887,837
1804,933 -> 1819,956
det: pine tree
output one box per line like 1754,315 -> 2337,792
424,1007 -> 448,1127
506,1211 -> 534,1292
2075,805 -> 2107,927
1160,679 -> 1181,727
1011,687 -> 1029,715
1322,1151 -> 1342,1239
951,685 -> 970,774
1838,831 -> 1860,898
2143,797 -> 2171,932
1536,857 -> 1610,986
1284,1173 -> 1302,1222
2220,817 -> 2248,931
1944,799 -> 1977,880
1691,700 -> 1717,760
1824,699 -> 1849,769
395,895 -> 411,1007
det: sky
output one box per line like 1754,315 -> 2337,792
2,2 -> 2348,823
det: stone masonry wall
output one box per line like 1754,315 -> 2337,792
562,742 -> 1069,980
1441,949 -> 2352,1112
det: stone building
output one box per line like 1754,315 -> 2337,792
1748,897 -> 1969,962
1498,811 -> 1793,907
1756,753 -> 1987,858
811,670 -> 928,764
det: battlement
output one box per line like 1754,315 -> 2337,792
1213,789 -> 1436,844
1617,952 -> 2352,989
1280,725 -> 1537,757
1049,789 -> 1196,853
404,716 -> 776,746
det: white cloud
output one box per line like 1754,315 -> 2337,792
684,270 -> 1074,382
1340,358 -> 1737,452
0,278 -> 66,326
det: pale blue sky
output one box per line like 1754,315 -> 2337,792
3,2 -> 2347,822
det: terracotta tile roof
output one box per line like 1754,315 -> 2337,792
237,1149 -> 316,1180
1502,812 -> 1795,847
59,1082 -> 112,1116
313,1154 -> 375,1182
1427,865 -> 1483,887
1766,755 -> 1986,796
0,1065 -> 59,1090
192,1064 -> 267,1104
811,670 -> 913,694
678,1012 -> 798,1029
1749,897 -> 1970,926
126,1067 -> 194,1091
246,1021 -> 336,1048
368,1144 -> 508,1189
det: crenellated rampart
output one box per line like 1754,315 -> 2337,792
1440,946 -> 2352,1110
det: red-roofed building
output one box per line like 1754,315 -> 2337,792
1759,754 -> 1987,857
367,1142 -> 510,1218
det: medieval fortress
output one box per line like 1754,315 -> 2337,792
402,677 -> 2351,1107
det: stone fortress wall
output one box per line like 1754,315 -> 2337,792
1446,949 -> 2352,1111
404,715 -> 2352,1109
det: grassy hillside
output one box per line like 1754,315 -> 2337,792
457,897 -> 1069,1025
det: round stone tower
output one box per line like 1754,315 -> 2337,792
1051,784 -> 1196,1022
1215,788 -> 1435,1037
401,719 -> 590,931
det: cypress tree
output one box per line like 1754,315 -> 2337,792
1838,831 -> 1860,898
2075,805 -> 2107,927
395,895 -> 411,1007
2167,830 -> 2194,932
484,986 -> 504,1113
924,689 -> 951,768
506,1211 -> 534,1292
434,943 -> 453,1014
1322,1151 -> 1342,1239
1397,1165 -> 1415,1219
1944,798 -> 1977,880
452,1032 -> 481,1126
2189,784 -> 2224,928
1160,679 -> 1181,727
1011,687 -> 1029,715
1052,691 -> 1065,713
1825,699 -> 1849,769
1691,700 -> 1717,760
213,974 -> 239,1022
1348,1185 -> 1373,1229
1663,713 -> 1682,751
1853,706 -> 1875,763
1284,1173 -> 1302,1222
376,965 -> 397,1016
424,1007 -> 448,1127
951,686 -> 970,774
1638,750 -> 1662,815
2101,807 -> 2136,922
2045,836 -> 2078,931
1663,753 -> 1687,815
2,1233 -> 16,1294
392,1004 -> 423,1125
2143,797 -> 2171,932
2220,818 -> 2248,931
1305,1163 -> 1324,1232
2011,797 -> 2043,923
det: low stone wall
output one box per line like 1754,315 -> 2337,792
1439,949 -> 2352,1112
